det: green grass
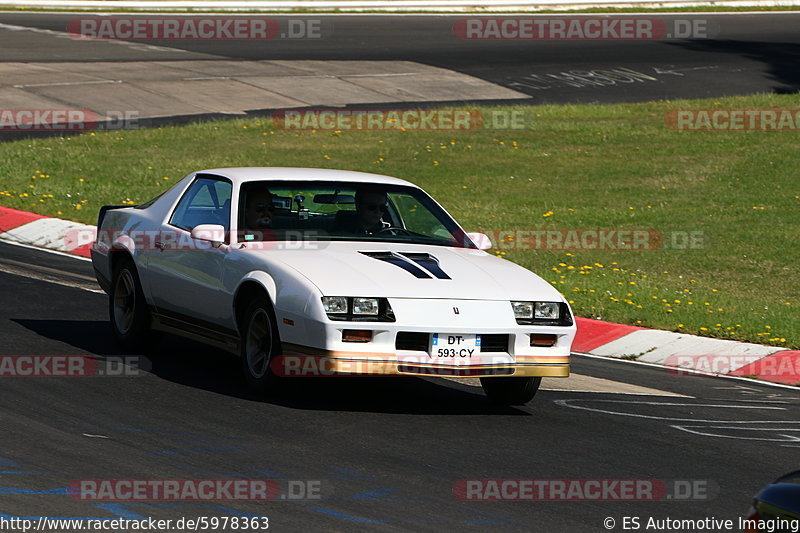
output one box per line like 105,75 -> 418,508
1,93 -> 798,348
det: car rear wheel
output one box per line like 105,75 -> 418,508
240,298 -> 281,392
110,257 -> 153,350
480,376 -> 541,405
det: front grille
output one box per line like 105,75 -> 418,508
480,334 -> 509,353
395,332 -> 509,353
396,332 -> 430,351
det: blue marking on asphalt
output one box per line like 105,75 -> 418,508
92,503 -> 149,520
95,502 -> 258,519
0,458 -> 43,474
308,507 -> 388,523
0,514 -> 111,521
349,488 -> 424,502
0,486 -> 67,495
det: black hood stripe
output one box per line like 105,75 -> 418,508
360,251 -> 432,279
399,253 -> 451,280
359,251 -> 452,280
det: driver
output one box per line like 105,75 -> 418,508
243,188 -> 276,231
353,189 -> 389,234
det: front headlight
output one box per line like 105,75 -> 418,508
534,302 -> 561,320
511,301 -> 571,325
322,296 -> 395,322
353,297 -> 379,315
322,296 -> 348,314
511,301 -> 534,319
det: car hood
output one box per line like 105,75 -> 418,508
247,242 -> 563,301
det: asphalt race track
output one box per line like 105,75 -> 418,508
1,10 -> 799,532
0,12 -> 799,104
0,241 -> 798,530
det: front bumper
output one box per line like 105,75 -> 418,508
273,298 -> 575,378
272,346 -> 570,378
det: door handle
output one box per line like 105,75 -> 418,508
155,241 -> 165,250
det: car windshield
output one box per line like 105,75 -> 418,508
238,180 -> 473,248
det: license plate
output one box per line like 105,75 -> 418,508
430,333 -> 481,364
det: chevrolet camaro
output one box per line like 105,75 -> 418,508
91,167 -> 576,404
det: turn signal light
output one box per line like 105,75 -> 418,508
530,334 -> 557,347
343,330 -> 373,343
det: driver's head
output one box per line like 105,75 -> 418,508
244,188 -> 275,229
355,190 -> 388,230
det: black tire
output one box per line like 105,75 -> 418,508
480,376 -> 541,405
109,257 -> 153,351
240,297 -> 282,393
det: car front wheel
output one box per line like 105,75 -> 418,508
109,257 -> 153,350
240,298 -> 281,393
480,376 -> 541,405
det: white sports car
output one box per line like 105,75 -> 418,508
91,167 -> 576,404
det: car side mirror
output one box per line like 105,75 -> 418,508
467,232 -> 492,250
191,224 -> 226,247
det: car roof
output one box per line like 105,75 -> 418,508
197,167 -> 416,187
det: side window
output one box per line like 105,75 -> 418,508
170,177 -> 232,232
